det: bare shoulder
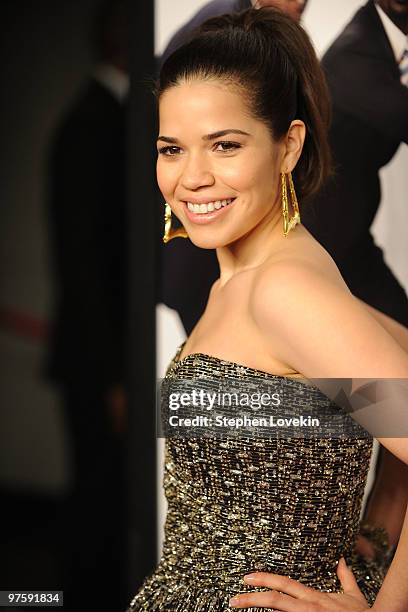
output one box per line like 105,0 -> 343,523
249,232 -> 349,321
248,239 -> 408,379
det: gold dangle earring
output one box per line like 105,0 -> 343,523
162,202 -> 188,244
281,171 -> 301,237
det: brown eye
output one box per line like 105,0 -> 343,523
158,146 -> 181,156
214,141 -> 241,152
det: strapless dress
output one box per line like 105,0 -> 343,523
126,342 -> 393,611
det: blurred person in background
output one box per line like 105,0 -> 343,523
301,0 -> 408,562
160,0 -> 309,336
303,0 -> 408,328
44,0 -> 129,608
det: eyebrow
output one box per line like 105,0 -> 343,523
156,129 -> 251,144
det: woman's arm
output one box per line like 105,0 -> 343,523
250,263 -> 408,458
372,503 -> 408,611
355,300 -> 408,354
362,446 -> 408,549
246,262 -> 408,610
355,300 -> 408,551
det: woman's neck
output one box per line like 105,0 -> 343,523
215,208 -> 289,287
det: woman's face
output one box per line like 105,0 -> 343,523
157,79 -> 285,250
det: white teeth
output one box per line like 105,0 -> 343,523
187,198 -> 234,214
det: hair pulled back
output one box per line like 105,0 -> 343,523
157,7 -> 332,203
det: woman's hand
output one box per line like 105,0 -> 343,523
229,558 -> 370,610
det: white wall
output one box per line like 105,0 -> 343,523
155,0 -> 407,559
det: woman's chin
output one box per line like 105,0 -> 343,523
187,228 -> 242,250
188,235 -> 222,250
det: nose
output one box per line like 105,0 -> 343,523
180,152 -> 215,191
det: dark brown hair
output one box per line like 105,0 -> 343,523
156,7 -> 332,203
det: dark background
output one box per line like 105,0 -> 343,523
0,0 -> 156,608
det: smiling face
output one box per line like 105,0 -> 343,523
157,79 -> 288,250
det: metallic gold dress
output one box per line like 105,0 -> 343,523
126,342 -> 393,611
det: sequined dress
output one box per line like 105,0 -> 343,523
126,342 -> 393,611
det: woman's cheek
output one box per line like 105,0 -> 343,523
157,163 -> 176,198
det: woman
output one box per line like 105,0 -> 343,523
127,8 -> 408,611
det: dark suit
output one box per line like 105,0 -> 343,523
162,0 -> 251,63
302,0 -> 408,326
160,0 -> 408,332
45,77 -> 127,610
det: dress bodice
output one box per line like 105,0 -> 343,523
127,343 -> 392,611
